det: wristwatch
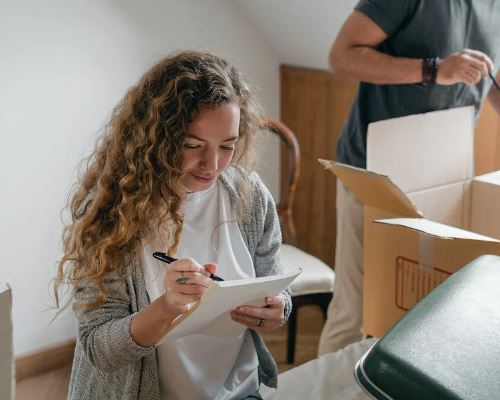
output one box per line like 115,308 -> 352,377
422,57 -> 439,85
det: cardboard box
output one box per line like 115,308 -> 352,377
320,106 -> 500,337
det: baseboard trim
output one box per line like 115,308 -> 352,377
16,339 -> 76,382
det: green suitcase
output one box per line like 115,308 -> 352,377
355,254 -> 500,400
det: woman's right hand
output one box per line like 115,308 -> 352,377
162,258 -> 217,315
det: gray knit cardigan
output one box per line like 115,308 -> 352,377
67,169 -> 292,400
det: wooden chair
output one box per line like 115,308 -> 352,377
262,119 -> 335,364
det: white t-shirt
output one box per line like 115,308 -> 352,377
141,181 -> 259,400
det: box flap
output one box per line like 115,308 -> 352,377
367,106 -> 474,193
375,217 -> 500,242
474,170 -> 500,184
470,175 -> 500,239
319,160 -> 421,217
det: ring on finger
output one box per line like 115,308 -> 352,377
176,271 -> 190,284
257,318 -> 265,327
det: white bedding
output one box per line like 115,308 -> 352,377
261,338 -> 377,400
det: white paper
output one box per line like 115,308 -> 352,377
161,269 -> 302,342
0,283 -> 14,400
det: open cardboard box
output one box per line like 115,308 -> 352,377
320,106 -> 500,337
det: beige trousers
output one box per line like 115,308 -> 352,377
318,180 -> 364,355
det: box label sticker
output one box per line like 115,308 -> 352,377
395,256 -> 451,311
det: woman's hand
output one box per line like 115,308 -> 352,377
162,258 -> 217,316
230,295 -> 286,333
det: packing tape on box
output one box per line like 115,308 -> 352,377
418,233 -> 435,270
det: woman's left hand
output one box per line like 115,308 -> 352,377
230,295 -> 286,333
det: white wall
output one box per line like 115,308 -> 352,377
0,0 -> 280,356
235,0 -> 356,70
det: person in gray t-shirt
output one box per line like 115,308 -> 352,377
318,0 -> 500,355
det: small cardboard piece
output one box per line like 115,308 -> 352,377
0,283 -> 14,400
320,106 -> 500,337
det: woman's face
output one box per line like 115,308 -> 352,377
181,102 -> 240,192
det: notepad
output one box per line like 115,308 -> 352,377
0,283 -> 14,400
160,268 -> 302,342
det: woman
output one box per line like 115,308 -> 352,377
54,50 -> 291,400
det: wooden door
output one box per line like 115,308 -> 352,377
280,66 -> 357,267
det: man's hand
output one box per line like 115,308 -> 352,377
437,49 -> 495,85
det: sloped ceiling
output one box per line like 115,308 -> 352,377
235,0 -> 357,71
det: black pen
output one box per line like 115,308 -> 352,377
152,252 -> 225,281
489,69 -> 500,91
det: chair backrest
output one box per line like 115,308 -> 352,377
261,119 -> 300,246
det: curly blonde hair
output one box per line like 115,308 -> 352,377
54,50 -> 262,310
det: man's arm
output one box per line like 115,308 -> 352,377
330,11 -> 493,86
487,70 -> 500,116
329,11 -> 421,84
